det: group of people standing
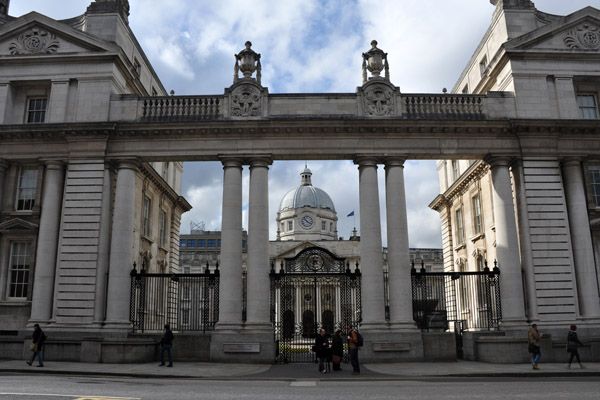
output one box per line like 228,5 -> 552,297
314,326 -> 361,375
528,323 -> 586,370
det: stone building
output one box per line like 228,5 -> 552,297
0,0 -> 190,360
429,0 -> 600,358
1,0 -> 600,364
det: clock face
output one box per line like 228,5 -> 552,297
301,215 -> 313,228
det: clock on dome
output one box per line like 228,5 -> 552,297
301,215 -> 313,228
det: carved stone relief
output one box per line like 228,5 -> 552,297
230,84 -> 262,117
9,28 -> 60,55
363,84 -> 395,116
564,24 -> 600,50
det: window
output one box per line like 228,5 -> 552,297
217,239 -> 221,247
330,222 -> 333,232
198,239 -> 206,247
186,239 -> 195,247
281,223 -> 285,232
159,210 -> 167,247
288,221 -> 293,231
577,95 -> 598,119
182,309 -> 189,325
472,195 -> 482,234
26,98 -> 47,123
183,286 -> 190,300
180,239 -> 186,248
479,56 -> 488,77
589,166 -> 600,207
133,58 -> 141,76
476,256 -> 485,271
142,196 -> 151,237
452,161 -> 459,182
242,240 -> 246,249
151,87 -> 158,96
162,162 -> 169,182
207,239 -> 216,247
8,242 -> 32,299
455,208 -> 464,245
321,221 -> 326,230
183,266 -> 191,274
16,167 -> 39,211
462,85 -> 468,94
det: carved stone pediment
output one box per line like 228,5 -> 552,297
9,28 -> 60,55
230,83 -> 262,118
0,218 -> 39,233
564,23 -> 600,50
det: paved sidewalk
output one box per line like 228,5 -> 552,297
1,359 -> 598,380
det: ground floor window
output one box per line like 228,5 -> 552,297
8,241 -> 32,299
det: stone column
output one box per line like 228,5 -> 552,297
0,159 -> 8,211
384,158 -> 417,330
562,157 -> 600,320
216,157 -> 244,331
93,164 -> 114,325
29,161 -> 65,324
355,157 -> 387,330
488,156 -> 527,326
511,160 -> 538,322
246,157 -> 272,330
104,160 -> 138,329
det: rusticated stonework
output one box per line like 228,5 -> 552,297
9,28 -> 60,55
564,24 -> 600,50
363,83 -> 395,116
230,84 -> 261,117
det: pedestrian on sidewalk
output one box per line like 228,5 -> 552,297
331,329 -> 344,371
314,328 -> 330,373
528,323 -> 543,370
566,324 -> 585,369
26,324 -> 46,367
158,324 -> 174,367
347,325 -> 360,375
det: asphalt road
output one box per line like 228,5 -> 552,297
1,373 -> 600,400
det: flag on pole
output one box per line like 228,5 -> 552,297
347,211 -> 354,217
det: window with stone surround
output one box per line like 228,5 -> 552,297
589,165 -> 600,207
479,56 -> 488,77
577,94 -> 598,119
451,160 -> 459,182
159,210 -> 167,247
26,98 -> 47,123
455,208 -> 465,245
142,196 -> 151,237
288,221 -> 293,231
472,194 -> 482,234
321,221 -> 326,230
16,166 -> 39,211
8,241 -> 32,299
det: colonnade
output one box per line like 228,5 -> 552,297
17,154 -> 600,332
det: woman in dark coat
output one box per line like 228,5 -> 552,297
27,324 -> 45,367
331,329 -> 344,371
314,328 -> 330,373
567,324 -> 585,369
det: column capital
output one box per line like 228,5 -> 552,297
0,158 -> 8,172
354,156 -> 379,168
484,155 -> 513,169
248,156 -> 273,169
116,159 -> 140,171
383,157 -> 406,168
219,156 -> 244,169
561,156 -> 583,167
41,160 -> 66,170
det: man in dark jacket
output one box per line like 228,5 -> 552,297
158,324 -> 174,367
27,324 -> 46,367
314,328 -> 329,373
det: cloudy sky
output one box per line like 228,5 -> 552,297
11,0 -> 594,247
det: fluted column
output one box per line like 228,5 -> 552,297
104,160 -> 138,329
93,164 -> 114,325
29,161 -> 65,324
562,157 -> 600,320
0,159 -> 8,211
488,156 -> 526,326
217,157 -> 244,331
355,157 -> 386,330
385,158 -> 417,330
246,157 -> 272,330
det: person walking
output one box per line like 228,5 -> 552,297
528,323 -> 542,370
347,325 -> 360,375
314,328 -> 330,373
566,324 -> 585,369
158,324 -> 174,367
331,329 -> 344,371
27,324 -> 46,367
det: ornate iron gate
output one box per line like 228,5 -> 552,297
270,247 -> 361,363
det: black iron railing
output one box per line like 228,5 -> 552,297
129,264 -> 220,333
410,261 -> 501,332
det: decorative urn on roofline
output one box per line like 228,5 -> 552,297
362,40 -> 389,84
234,41 -> 262,84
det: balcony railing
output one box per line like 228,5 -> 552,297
142,96 -> 221,121
404,94 -> 485,119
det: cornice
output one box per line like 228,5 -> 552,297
443,160 -> 490,203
